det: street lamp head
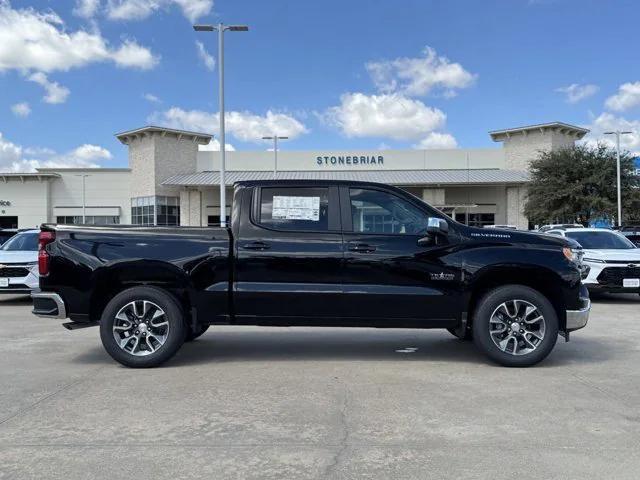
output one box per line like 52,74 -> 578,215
193,24 -> 215,31
278,136 -> 289,140
262,136 -> 273,140
604,131 -> 634,135
226,25 -> 249,31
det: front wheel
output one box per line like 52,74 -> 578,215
472,285 -> 558,367
99,286 -> 186,368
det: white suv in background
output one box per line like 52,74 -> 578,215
547,228 -> 640,295
0,229 -> 40,295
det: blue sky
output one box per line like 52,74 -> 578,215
1,0 -> 640,171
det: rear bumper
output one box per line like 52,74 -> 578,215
31,292 -> 67,319
565,294 -> 590,332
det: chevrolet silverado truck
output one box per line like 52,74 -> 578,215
32,180 -> 590,368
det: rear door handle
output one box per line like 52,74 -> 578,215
242,241 -> 271,251
348,243 -> 376,253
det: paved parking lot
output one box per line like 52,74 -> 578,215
0,293 -> 639,479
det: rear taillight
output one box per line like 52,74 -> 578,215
38,231 -> 55,276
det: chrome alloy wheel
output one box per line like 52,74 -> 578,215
489,299 -> 546,356
112,300 -> 169,356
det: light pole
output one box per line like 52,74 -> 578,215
262,135 -> 288,178
604,130 -> 633,226
194,22 -> 248,227
75,174 -> 90,224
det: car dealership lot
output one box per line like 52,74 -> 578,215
0,295 -> 639,480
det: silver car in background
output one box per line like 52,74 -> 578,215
0,229 -> 39,294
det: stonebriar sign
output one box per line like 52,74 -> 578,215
316,155 -> 384,167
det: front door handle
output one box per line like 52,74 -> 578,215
348,243 -> 376,253
243,241 -> 271,251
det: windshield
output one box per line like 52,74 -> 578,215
0,232 -> 39,251
566,231 -> 636,250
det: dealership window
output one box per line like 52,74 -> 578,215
56,216 -> 120,225
455,213 -> 495,227
350,188 -> 429,235
207,215 -> 230,226
258,187 -> 329,231
131,196 -> 180,226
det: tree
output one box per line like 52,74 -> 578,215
524,144 -> 640,226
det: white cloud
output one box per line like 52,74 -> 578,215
555,83 -> 598,104
172,0 -> 212,22
195,40 -> 215,71
11,102 -> 31,117
583,112 -> 640,156
73,0 -> 101,18
71,144 -> 112,161
605,82 -> 640,112
199,139 -> 235,151
111,40 -> 159,69
413,132 -> 458,149
323,92 -> 446,141
106,0 -> 213,22
0,132 -> 111,172
0,2 -> 159,73
143,92 -> 161,103
28,72 -> 70,104
150,107 -> 309,143
366,46 -> 476,98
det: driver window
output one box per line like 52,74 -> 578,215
349,188 -> 429,235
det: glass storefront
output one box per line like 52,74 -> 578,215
56,216 -> 120,225
131,196 -> 180,226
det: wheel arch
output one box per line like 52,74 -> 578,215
89,261 -> 192,324
466,265 -> 567,330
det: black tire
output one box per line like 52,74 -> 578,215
99,286 -> 186,368
472,285 -> 558,367
185,324 -> 210,342
446,326 -> 473,341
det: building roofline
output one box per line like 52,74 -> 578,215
489,121 -> 590,141
36,167 -> 131,173
0,172 -> 61,181
115,125 -> 213,145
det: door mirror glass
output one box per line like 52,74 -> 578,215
426,217 -> 449,235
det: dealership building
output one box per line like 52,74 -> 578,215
0,121 -> 590,230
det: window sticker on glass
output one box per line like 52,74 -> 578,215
272,196 -> 320,221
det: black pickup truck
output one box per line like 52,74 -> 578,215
32,180 -> 590,368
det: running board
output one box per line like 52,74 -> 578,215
63,321 -> 98,330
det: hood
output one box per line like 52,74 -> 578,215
0,251 -> 38,264
582,248 -> 640,262
460,225 -> 577,248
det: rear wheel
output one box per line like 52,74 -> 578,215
472,285 -> 558,367
99,286 -> 186,368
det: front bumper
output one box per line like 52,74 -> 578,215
0,268 -> 39,294
566,295 -> 590,332
31,292 -> 67,319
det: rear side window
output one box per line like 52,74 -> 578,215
259,187 -> 330,232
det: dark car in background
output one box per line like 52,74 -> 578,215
617,226 -> 640,247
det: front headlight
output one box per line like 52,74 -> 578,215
563,247 -> 583,264
27,262 -> 39,275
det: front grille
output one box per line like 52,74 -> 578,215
597,267 -> 640,286
0,266 -> 30,278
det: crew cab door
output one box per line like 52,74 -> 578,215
339,185 -> 460,323
233,185 -> 344,320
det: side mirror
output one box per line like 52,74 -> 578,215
426,217 -> 449,235
418,217 -> 449,247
